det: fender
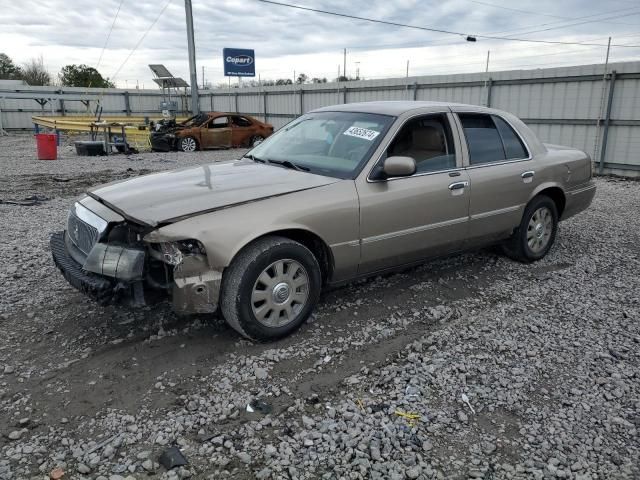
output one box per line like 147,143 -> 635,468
144,181 -> 361,280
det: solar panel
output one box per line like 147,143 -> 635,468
149,64 -> 174,78
152,77 -> 189,88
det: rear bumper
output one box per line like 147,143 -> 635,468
50,231 -> 116,305
562,182 -> 596,220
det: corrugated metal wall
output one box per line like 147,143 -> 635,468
2,61 -> 639,174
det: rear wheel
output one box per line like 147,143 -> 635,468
180,136 -> 198,152
502,195 -> 558,262
220,236 -> 321,341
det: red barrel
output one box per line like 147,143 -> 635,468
35,133 -> 58,160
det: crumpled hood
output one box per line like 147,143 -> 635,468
88,160 -> 339,226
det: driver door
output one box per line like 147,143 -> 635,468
356,112 -> 471,274
200,116 -> 232,148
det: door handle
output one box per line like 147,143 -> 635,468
521,170 -> 535,184
448,181 -> 469,190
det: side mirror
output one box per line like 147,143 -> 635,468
383,156 -> 416,178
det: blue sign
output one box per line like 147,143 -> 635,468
223,48 -> 255,77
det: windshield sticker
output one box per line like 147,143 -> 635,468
343,126 -> 381,141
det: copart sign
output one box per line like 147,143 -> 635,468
223,48 -> 256,77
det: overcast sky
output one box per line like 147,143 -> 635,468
1,0 -> 640,88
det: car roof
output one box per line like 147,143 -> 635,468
311,101 -> 492,116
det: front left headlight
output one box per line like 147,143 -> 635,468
154,240 -> 206,266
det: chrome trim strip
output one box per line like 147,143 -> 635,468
330,239 -> 361,248
569,184 -> 596,195
361,216 -> 468,245
464,157 -> 531,170
72,202 -> 108,235
470,204 -> 523,220
369,167 -> 464,183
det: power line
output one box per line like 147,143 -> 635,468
482,8 -> 639,38
467,0 -> 640,27
109,0 -> 174,83
96,0 -> 125,70
257,0 -> 640,48
501,12 -> 640,38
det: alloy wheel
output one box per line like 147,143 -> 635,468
181,137 -> 197,152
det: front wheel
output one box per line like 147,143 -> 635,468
502,195 -> 558,262
250,135 -> 264,147
220,236 -> 322,341
179,136 -> 198,152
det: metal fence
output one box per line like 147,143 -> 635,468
1,61 -> 639,176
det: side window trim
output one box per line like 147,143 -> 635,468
456,112 -> 532,169
366,111 -> 463,182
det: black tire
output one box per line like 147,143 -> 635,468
220,236 -> 322,341
502,195 -> 558,262
179,136 -> 198,152
250,135 -> 264,147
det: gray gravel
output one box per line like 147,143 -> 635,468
0,133 -> 639,479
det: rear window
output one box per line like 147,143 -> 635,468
459,113 -> 528,165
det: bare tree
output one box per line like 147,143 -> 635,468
21,56 -> 51,86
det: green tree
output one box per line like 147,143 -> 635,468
21,57 -> 51,86
0,53 -> 22,79
59,64 -> 115,88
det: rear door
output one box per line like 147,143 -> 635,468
201,116 -> 232,148
230,115 -> 255,146
356,112 -> 471,274
454,112 -> 539,241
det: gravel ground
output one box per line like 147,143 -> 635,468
0,133 -> 639,480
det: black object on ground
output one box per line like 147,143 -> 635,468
158,446 -> 188,470
0,194 -> 49,206
74,141 -> 105,156
248,399 -> 272,414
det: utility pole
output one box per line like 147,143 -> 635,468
483,50 -> 490,106
184,0 -> 200,114
593,36 -> 612,163
343,48 -> 347,81
406,60 -> 409,78
201,66 -> 205,89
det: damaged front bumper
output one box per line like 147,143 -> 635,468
149,132 -> 177,152
50,202 -> 222,313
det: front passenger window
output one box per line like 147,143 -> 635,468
386,114 -> 456,174
209,116 -> 229,128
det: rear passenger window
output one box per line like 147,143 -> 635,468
493,116 -> 528,160
459,113 -> 528,165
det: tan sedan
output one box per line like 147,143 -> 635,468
51,101 -> 596,341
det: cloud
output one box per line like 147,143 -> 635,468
1,0 -> 638,88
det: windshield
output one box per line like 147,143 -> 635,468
248,111 -> 394,179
